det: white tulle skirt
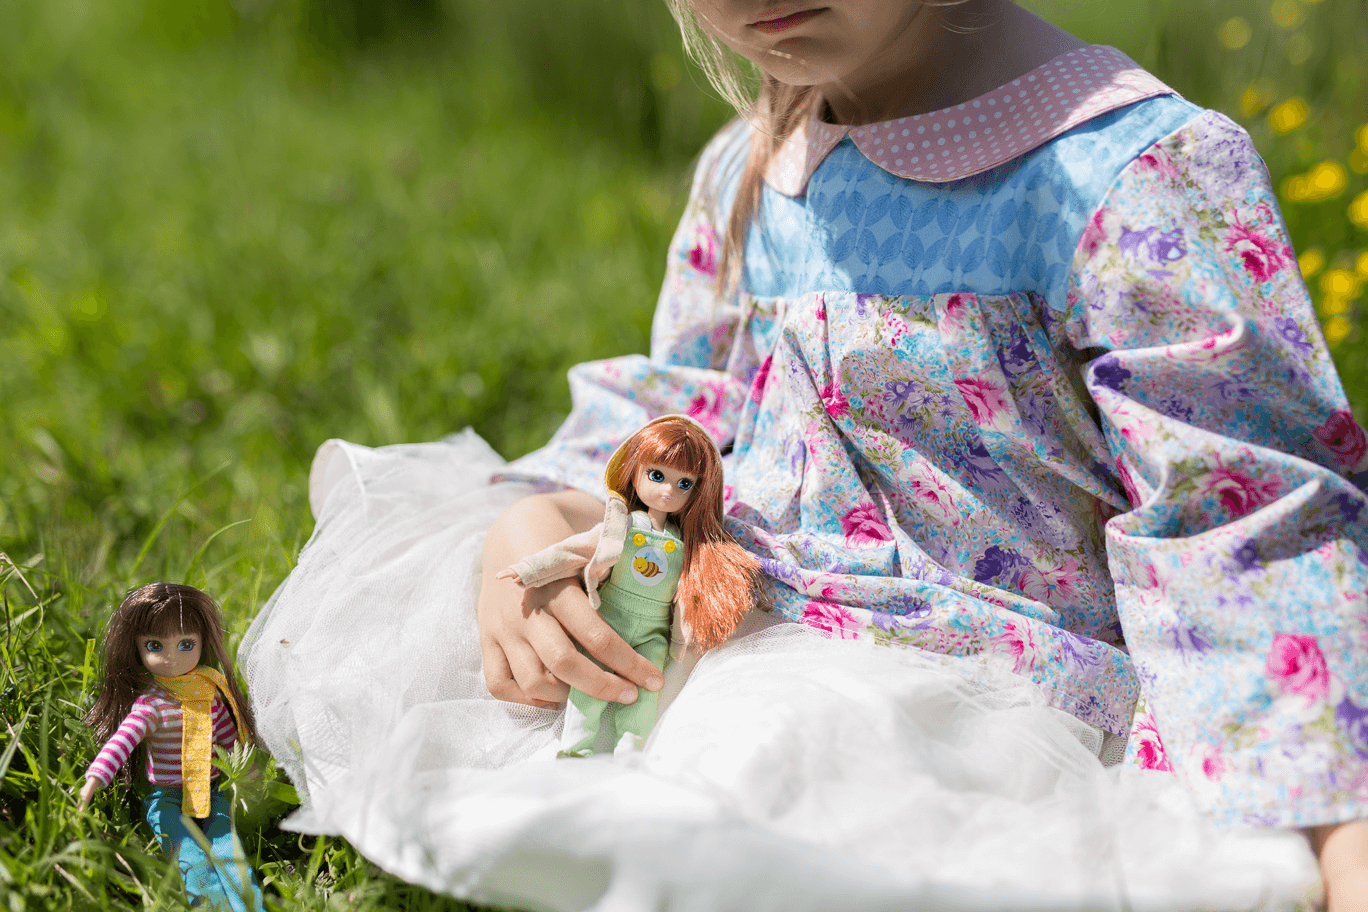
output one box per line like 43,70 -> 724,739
240,431 -> 1322,912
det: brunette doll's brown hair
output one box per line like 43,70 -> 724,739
607,418 -> 759,650
85,583 -> 259,781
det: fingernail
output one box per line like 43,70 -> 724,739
645,676 -> 664,692
618,687 -> 639,704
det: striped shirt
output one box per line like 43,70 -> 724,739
85,686 -> 238,787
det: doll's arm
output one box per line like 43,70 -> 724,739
80,699 -> 157,808
669,615 -> 691,662
212,696 -> 238,750
78,777 -> 101,810
499,523 -> 606,589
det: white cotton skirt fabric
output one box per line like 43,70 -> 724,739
240,431 -> 1323,912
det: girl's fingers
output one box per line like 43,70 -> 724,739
478,634 -> 520,702
518,579 -> 642,703
482,572 -> 655,706
525,618 -> 642,705
476,490 -> 609,706
501,631 -> 569,706
479,632 -> 560,709
536,585 -> 665,698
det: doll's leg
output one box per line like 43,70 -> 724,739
145,787 -> 219,906
560,687 -> 610,757
144,787 -> 261,911
199,791 -> 264,912
611,624 -> 671,754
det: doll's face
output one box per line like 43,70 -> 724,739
137,629 -> 202,678
635,464 -> 698,516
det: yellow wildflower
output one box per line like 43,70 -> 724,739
1268,98 -> 1309,134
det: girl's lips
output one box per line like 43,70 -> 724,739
749,8 -> 824,34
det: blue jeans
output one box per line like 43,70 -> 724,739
143,786 -> 263,911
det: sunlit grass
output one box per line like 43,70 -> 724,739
0,0 -> 724,907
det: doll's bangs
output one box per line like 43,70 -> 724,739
636,424 -> 712,475
124,586 -> 210,638
139,601 -> 205,638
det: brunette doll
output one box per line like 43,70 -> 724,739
499,415 -> 759,756
79,582 -> 263,912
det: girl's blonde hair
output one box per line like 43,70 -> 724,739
665,0 -> 818,293
607,418 -> 759,649
86,583 -> 259,782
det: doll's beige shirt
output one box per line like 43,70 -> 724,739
506,494 -> 630,612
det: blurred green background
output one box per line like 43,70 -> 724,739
0,0 -> 1364,908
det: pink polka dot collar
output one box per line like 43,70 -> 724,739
764,46 -> 1178,196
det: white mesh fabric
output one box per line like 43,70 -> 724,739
240,432 -> 1322,912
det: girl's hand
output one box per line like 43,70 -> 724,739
478,491 -> 666,709
1311,820 -> 1368,912
78,777 -> 100,810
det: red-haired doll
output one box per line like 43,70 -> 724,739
500,415 -> 759,756
79,583 -> 263,912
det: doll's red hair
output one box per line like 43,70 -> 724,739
608,418 -> 759,650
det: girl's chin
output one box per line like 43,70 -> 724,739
755,63 -> 834,89
751,51 -> 845,89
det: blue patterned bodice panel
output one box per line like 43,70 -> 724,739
739,95 -> 1200,309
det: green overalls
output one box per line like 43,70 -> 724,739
561,514 -> 682,757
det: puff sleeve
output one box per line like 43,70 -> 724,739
1066,109 -> 1368,827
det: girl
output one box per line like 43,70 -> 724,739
497,415 -> 759,755
81,583 -> 264,912
244,0 -> 1367,908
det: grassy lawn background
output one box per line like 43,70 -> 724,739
1,0 -> 1364,908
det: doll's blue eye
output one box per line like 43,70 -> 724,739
145,641 -> 162,653
677,478 -> 693,490
178,639 -> 197,652
648,469 -> 665,482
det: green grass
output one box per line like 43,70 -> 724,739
0,0 -> 1364,908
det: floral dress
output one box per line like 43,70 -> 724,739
500,45 -> 1368,830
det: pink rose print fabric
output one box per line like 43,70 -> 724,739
1266,634 -> 1331,705
841,505 -> 892,548
1315,409 -> 1368,469
503,103 -> 1368,828
1126,697 -> 1175,773
801,601 -> 862,639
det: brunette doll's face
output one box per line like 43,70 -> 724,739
686,0 -> 928,90
137,628 -> 202,678
635,464 -> 699,516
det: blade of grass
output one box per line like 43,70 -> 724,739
1,592 -> 13,688
182,518 -> 252,584
80,636 -> 96,706
51,861 -> 99,904
0,708 -> 31,784
114,850 -> 153,907
36,686 -> 54,857
0,552 -> 40,601
126,486 -> 191,582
